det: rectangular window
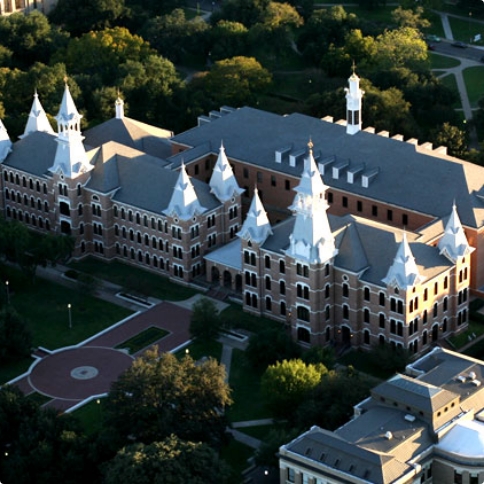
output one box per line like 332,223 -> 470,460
387,209 -> 393,221
327,192 -> 333,203
243,168 -> 249,179
357,200 -> 362,212
402,214 -> 408,226
342,196 -> 348,208
271,175 -> 276,187
372,205 -> 378,216
257,171 -> 263,183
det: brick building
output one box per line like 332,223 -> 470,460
0,73 -> 479,354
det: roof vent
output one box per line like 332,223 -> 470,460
321,115 -> 334,123
404,414 -> 416,422
471,379 -> 481,387
377,130 -> 389,138
384,431 -> 393,440
457,375 -> 466,383
304,447 -> 312,456
469,371 -> 477,380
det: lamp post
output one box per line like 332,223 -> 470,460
5,281 -> 9,305
68,303 -> 72,329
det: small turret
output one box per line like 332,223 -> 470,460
20,90 -> 54,138
238,187 -> 272,245
383,233 -> 424,290
209,142 -> 244,202
0,118 -> 12,162
345,64 -> 364,135
438,204 -> 474,263
165,163 -> 206,220
115,95 -> 124,119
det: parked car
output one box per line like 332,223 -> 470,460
426,34 -> 441,42
427,43 -> 436,51
451,41 -> 467,48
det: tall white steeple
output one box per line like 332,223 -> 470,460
345,64 -> 364,135
166,163 -> 206,220
238,187 -> 272,244
20,91 -> 54,138
285,141 -> 337,264
438,204 -> 474,263
49,82 -> 92,178
383,233 -> 424,290
0,118 -> 12,162
209,142 -> 244,202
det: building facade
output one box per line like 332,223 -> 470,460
0,73 -> 480,354
0,86 -> 243,283
279,347 -> 484,484
0,0 -> 56,15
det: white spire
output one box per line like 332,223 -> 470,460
0,118 -> 12,162
115,95 -> 124,119
344,64 -> 364,135
438,204 -> 474,263
166,163 -> 206,220
20,90 -> 54,138
49,83 -> 92,179
285,142 -> 337,264
209,142 -> 244,202
238,187 -> 272,244
383,233 -> 424,290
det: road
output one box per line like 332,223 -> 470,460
430,39 -> 484,63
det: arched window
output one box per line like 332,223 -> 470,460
297,306 -> 310,322
297,327 -> 310,343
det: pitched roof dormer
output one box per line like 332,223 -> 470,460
238,187 -> 272,245
20,91 -> 54,139
285,142 -> 337,264
49,83 -> 92,179
382,233 -> 425,290
0,118 -> 12,162
165,162 -> 206,220
209,142 -> 244,202
438,204 -> 474,263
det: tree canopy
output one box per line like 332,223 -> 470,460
189,297 -> 223,342
104,435 -> 231,484
103,347 -> 232,447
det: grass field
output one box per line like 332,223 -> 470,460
462,66 -> 484,107
115,326 -> 168,354
439,73 -> 462,109
429,53 -> 461,69
448,15 -> 484,45
68,257 -> 199,301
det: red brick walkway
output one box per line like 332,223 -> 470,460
14,302 -> 192,412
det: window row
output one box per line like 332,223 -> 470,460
4,171 -> 48,194
6,207 -> 50,230
5,190 -> 50,212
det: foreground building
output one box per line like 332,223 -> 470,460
0,72 -> 479,354
0,0 -> 56,15
279,347 -> 484,484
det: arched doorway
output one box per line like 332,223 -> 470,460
342,326 -> 351,345
223,270 -> 232,288
297,327 -> 311,344
211,267 -> 220,285
235,274 -> 242,292
432,324 -> 439,343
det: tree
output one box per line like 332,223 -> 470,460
0,307 -> 32,362
391,6 -> 430,30
190,297 -> 222,342
193,56 -> 272,107
302,345 -> 335,369
209,20 -> 249,61
104,347 -> 232,447
261,359 -> 327,418
104,435 -> 231,484
296,367 -> 372,430
49,0 -> 127,36
0,387 -> 89,484
255,427 -> 301,468
245,326 -> 301,370
430,122 -> 468,158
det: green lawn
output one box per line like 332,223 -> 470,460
0,357 -> 33,384
220,303 -> 280,333
439,73 -> 462,109
448,16 -> 484,44
71,398 -> 105,436
344,6 -> 396,25
226,349 -> 271,422
68,258 -> 199,301
115,327 -> 168,354
429,53 -> 461,69
338,349 -> 393,380
175,339 -> 223,361
462,66 -> 484,107
220,438 -> 254,484
448,320 -> 484,349
11,278 -> 132,349
422,11 -> 446,38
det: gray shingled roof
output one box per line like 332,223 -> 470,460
284,426 -> 412,484
87,142 -> 219,215
3,131 -> 57,177
171,107 -> 484,228
372,374 -> 458,414
84,117 -> 173,159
